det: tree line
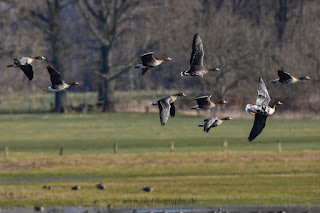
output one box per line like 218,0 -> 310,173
0,0 -> 319,114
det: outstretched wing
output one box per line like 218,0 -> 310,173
190,33 -> 204,66
46,66 -> 63,85
141,52 -> 155,66
256,77 -> 271,106
20,64 -> 33,81
170,102 -> 175,117
248,114 -> 268,142
158,98 -> 171,126
278,69 -> 292,82
204,117 -> 217,132
196,94 -> 212,106
142,68 -> 149,75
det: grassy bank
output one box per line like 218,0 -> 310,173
0,113 -> 319,207
0,151 -> 319,207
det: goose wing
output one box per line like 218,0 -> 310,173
170,102 -> 176,117
158,97 -> 171,126
142,68 -> 149,75
195,94 -> 212,106
141,52 -> 155,66
278,69 -> 292,82
46,66 -> 63,85
248,114 -> 268,142
256,77 -> 271,106
203,117 -> 218,132
20,64 -> 33,81
190,33 -> 204,66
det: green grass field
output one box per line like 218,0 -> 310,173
0,113 -> 319,154
0,113 -> 319,207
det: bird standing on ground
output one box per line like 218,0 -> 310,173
246,78 -> 283,142
269,68 -> 311,84
134,52 -> 172,75
96,183 -> 106,190
190,94 -> 227,110
43,66 -> 79,92
151,93 -> 187,125
71,185 -> 81,190
6,56 -> 46,81
181,33 -> 220,77
198,117 -> 232,133
142,186 -> 153,192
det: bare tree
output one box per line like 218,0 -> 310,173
78,0 -> 156,111
26,0 -> 74,112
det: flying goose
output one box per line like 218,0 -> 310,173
181,33 -> 220,77
134,52 -> 172,75
190,94 -> 227,110
246,77 -> 283,142
198,116 -> 232,133
43,66 -> 79,92
269,68 -> 311,84
6,56 -> 46,81
151,92 -> 187,125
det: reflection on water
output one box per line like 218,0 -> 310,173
0,206 -> 319,213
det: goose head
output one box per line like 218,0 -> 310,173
209,68 -> 220,72
163,57 -> 172,61
69,82 -> 79,86
272,100 -> 283,107
300,76 -> 311,80
218,100 -> 228,104
222,117 -> 232,121
276,101 -> 283,105
34,56 -> 46,60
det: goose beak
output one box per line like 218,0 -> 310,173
43,88 -> 48,91
306,76 -> 311,80
6,65 -> 12,67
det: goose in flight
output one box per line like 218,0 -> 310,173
151,93 -> 187,125
43,66 -> 79,92
6,56 -> 46,81
198,116 -> 232,133
246,77 -> 283,142
269,68 -> 311,84
181,33 -> 220,77
190,94 -> 227,110
134,52 -> 172,75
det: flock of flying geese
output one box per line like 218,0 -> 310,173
6,57 -> 79,91
134,33 -> 311,142
7,33 -> 311,142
